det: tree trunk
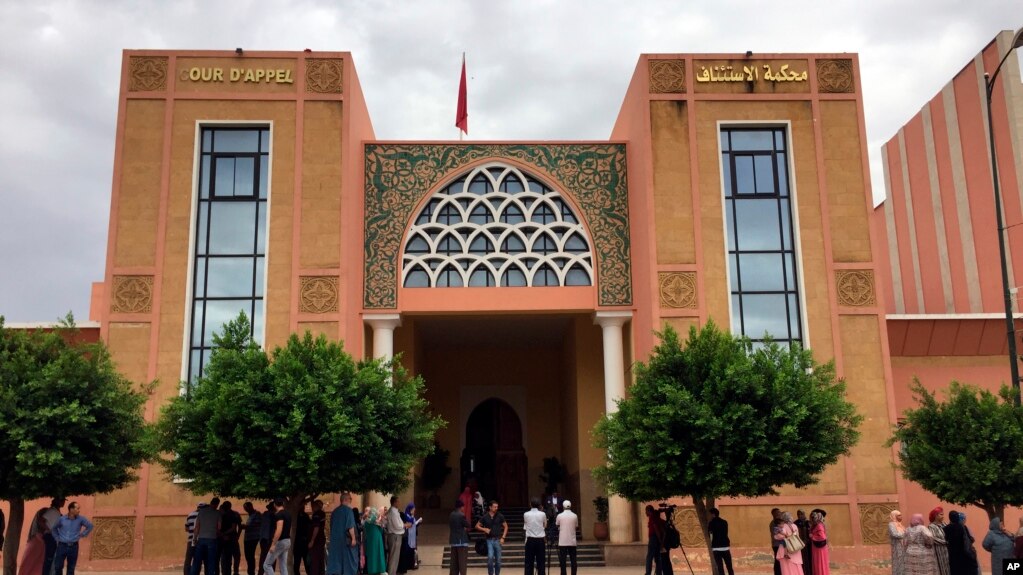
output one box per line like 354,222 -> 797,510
979,502 -> 1004,522
691,496 -> 720,575
2,499 -> 25,575
285,493 -> 309,569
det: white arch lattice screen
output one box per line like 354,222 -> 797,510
402,163 -> 594,288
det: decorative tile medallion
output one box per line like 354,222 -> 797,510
676,508 -> 704,547
859,503 -> 897,545
91,516 -> 135,559
649,60 -> 686,94
300,276 -> 340,314
128,57 -> 168,92
816,59 -> 854,93
111,275 -> 154,314
659,272 -> 698,309
306,59 -> 343,94
364,144 -> 632,309
836,270 -> 875,307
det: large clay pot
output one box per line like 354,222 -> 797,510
593,521 -> 609,541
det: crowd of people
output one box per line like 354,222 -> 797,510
181,493 -> 421,575
447,493 -> 578,575
888,506 -> 1023,575
11,498 -> 94,575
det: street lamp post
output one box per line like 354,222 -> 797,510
984,28 -> 1023,406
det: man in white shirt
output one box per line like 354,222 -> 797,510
523,498 -> 548,575
385,496 -> 408,575
555,501 -> 578,575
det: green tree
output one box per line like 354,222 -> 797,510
155,314 -> 445,530
887,380 -> 1023,520
594,322 -> 861,575
0,316 -> 153,575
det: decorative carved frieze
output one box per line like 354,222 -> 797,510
128,57 -> 168,92
676,508 -> 704,547
111,275 -> 154,314
817,59 -> 854,93
859,503 -> 898,545
649,60 -> 686,94
91,516 -> 135,560
836,270 -> 876,307
364,144 -> 632,309
659,272 -> 698,309
306,59 -> 343,94
300,276 -> 339,314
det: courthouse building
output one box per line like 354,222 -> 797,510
8,42 -> 982,570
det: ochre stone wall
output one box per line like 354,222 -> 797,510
113,100 -> 164,268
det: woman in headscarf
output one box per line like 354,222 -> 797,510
18,508 -> 49,575
459,486 -> 474,528
927,507 -> 950,575
904,514 -> 938,575
809,510 -> 829,575
982,517 -> 1015,575
795,510 -> 813,573
472,492 -> 486,530
363,507 -> 387,575
890,510 -> 907,575
943,511 -> 978,575
398,503 -> 422,573
772,511 -> 804,575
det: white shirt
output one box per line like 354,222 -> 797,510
523,508 -> 547,539
386,506 -> 406,535
556,511 -> 578,547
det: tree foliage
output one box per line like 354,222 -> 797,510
887,380 -> 1023,520
0,315 -> 153,575
155,314 -> 445,502
593,322 -> 860,575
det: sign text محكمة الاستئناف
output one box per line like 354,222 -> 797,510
695,63 -> 808,83
178,66 -> 294,84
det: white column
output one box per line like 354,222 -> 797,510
594,311 -> 635,544
365,313 -> 402,362
364,314 -> 402,510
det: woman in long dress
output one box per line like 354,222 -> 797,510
982,517 -> 1015,575
904,514 -> 939,575
809,510 -> 830,575
890,510 -> 907,575
773,512 -> 804,575
926,507 -> 950,575
18,509 -> 48,575
795,510 -> 813,574
943,511 -> 978,575
363,508 -> 387,575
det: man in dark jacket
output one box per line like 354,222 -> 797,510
708,508 -> 734,575
448,500 -> 470,575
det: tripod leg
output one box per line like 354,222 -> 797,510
679,547 -> 695,575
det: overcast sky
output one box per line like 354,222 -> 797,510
0,0 -> 1019,322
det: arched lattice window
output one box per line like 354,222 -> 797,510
402,163 -> 594,288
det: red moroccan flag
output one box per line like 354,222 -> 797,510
455,54 -> 468,135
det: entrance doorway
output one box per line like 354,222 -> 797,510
462,398 -> 528,507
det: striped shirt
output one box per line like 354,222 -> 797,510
185,508 -> 202,544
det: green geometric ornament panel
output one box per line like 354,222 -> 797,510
364,144 -> 632,309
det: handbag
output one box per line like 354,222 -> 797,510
813,539 -> 827,548
474,539 -> 488,556
784,530 -> 805,554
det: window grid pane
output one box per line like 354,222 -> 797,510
188,127 -> 270,385
722,127 -> 802,346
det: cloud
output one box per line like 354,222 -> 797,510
0,0 -> 1018,321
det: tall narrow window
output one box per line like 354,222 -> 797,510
721,127 -> 803,346
188,127 -> 270,383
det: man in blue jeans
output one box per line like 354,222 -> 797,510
192,498 -> 223,575
475,500 -> 508,575
52,502 -> 94,575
